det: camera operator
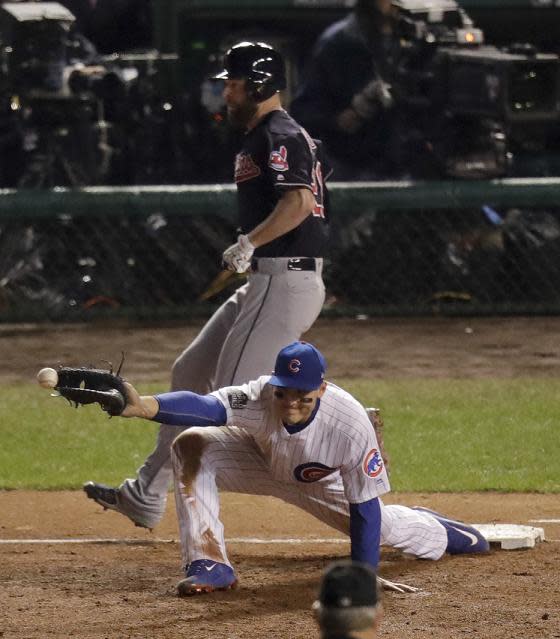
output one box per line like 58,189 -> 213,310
58,0 -> 152,54
291,0 -> 402,180
89,0 -> 152,54
57,1 -> 94,34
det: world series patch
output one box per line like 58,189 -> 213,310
294,462 -> 336,483
234,152 -> 261,183
227,391 -> 248,409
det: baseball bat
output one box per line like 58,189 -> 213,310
198,269 -> 244,301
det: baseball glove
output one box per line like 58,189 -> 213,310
56,362 -> 127,416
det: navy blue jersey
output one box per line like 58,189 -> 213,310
234,110 -> 330,258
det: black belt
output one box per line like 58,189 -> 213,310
251,257 -> 318,272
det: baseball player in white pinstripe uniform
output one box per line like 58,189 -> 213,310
117,341 -> 489,596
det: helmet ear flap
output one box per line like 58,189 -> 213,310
248,80 -> 276,103
246,80 -> 261,102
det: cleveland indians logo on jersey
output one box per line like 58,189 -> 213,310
294,462 -> 336,483
268,145 -> 289,171
235,152 -> 261,183
363,448 -> 384,478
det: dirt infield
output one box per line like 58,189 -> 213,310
1,317 -> 559,638
3,315 -> 560,385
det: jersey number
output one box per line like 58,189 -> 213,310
311,161 -> 325,218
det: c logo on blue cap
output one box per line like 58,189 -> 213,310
288,358 -> 301,373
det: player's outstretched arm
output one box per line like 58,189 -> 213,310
121,382 -> 160,419
124,387 -> 229,427
37,366 -> 226,425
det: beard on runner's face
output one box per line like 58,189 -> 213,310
227,95 -> 259,128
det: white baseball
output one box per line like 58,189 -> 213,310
37,367 -> 58,389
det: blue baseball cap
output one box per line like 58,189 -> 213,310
269,341 -> 326,391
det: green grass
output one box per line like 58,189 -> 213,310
1,378 -> 559,492
343,377 -> 560,492
0,383 -> 164,489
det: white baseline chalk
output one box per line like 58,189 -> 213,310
0,537 -> 348,545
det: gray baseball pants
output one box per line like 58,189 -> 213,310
116,259 -> 325,528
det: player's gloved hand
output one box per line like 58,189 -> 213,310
377,576 -> 419,593
222,234 -> 255,273
55,365 -> 128,416
351,78 -> 394,120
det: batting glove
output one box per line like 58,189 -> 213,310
222,234 -> 255,273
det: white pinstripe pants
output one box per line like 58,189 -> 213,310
171,426 -> 447,569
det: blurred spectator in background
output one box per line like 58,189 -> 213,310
313,560 -> 383,639
58,0 -> 93,34
60,0 -> 153,53
291,0 -> 401,180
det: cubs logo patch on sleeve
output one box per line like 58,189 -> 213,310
268,145 -> 289,171
227,391 -> 249,409
363,448 -> 384,478
294,462 -> 336,483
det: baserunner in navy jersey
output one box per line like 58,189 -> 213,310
112,341 -> 490,597
83,42 -> 331,532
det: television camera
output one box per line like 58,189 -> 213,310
390,0 -> 560,178
0,1 -> 183,187
0,2 -> 200,314
0,1 -> 102,187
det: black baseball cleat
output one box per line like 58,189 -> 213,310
413,506 -> 490,554
83,481 -> 153,530
83,481 -> 118,509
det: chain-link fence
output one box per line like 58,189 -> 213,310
1,180 -> 559,321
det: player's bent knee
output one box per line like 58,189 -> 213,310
172,429 -> 209,472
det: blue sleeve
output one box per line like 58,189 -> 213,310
349,498 -> 381,569
153,391 -> 227,427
